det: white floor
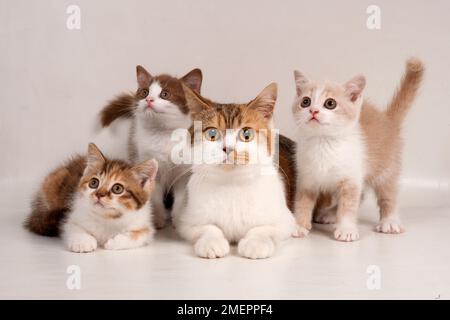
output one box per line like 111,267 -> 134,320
0,181 -> 449,300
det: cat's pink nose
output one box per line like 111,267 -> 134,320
146,98 -> 154,107
310,109 -> 319,115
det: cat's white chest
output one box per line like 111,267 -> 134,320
297,133 -> 365,190
184,167 -> 291,241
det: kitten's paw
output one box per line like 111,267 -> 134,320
194,236 -> 230,259
67,234 -> 97,253
376,218 -> 404,234
334,224 -> 359,242
238,237 -> 275,259
104,234 -> 133,250
314,211 -> 337,224
292,225 -> 310,238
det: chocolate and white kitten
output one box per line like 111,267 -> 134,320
24,143 -> 158,252
292,58 -> 424,241
95,66 -> 202,229
174,83 -> 297,259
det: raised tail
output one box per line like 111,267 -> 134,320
386,57 -> 424,123
100,93 -> 137,127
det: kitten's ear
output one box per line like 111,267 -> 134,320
293,70 -> 309,96
181,68 -> 203,94
86,143 -> 106,169
344,75 -> 366,102
182,83 -> 211,116
247,83 -> 277,120
136,65 -> 152,88
132,159 -> 158,190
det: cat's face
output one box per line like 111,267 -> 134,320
292,70 -> 366,136
78,144 -> 158,218
134,65 -> 202,127
183,83 -> 277,169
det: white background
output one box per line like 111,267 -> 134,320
0,0 -> 449,299
1,0 -> 449,206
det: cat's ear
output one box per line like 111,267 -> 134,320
182,84 -> 211,116
86,143 -> 106,169
132,159 -> 158,191
293,70 -> 309,96
181,68 -> 203,94
344,75 -> 366,102
247,83 -> 277,120
136,65 -> 152,88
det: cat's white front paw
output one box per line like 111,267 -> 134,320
194,236 -> 230,259
292,225 -> 310,238
67,234 -> 97,253
104,234 -> 132,250
334,224 -> 359,242
314,211 -> 337,224
376,218 -> 404,234
238,237 -> 275,259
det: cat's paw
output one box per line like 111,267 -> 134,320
314,211 -> 337,224
104,234 -> 133,250
238,237 -> 275,259
334,224 -> 359,242
292,224 -> 310,238
66,234 -> 97,253
194,236 -> 230,259
376,218 -> 404,234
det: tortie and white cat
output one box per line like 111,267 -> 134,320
24,58 -> 424,258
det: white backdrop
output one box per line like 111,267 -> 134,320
1,0 -> 449,207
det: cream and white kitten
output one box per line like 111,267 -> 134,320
174,83 -> 296,259
292,58 -> 424,241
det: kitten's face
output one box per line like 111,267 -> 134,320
134,66 -> 202,127
292,70 -> 366,136
183,83 -> 277,169
78,144 -> 158,218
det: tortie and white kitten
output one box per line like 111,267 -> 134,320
25,143 -> 158,252
95,66 -> 203,229
292,58 -> 424,241
174,84 -> 297,259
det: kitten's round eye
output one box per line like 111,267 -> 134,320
88,178 -> 99,189
324,98 -> 337,109
239,127 -> 255,142
160,90 -> 170,99
111,183 -> 124,194
138,88 -> 149,98
301,97 -> 311,108
204,127 -> 219,141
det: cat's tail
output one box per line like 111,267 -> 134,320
385,57 -> 424,124
24,155 -> 86,237
100,93 -> 137,127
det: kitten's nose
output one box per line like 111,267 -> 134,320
223,146 -> 234,154
310,109 -> 319,115
95,191 -> 106,199
146,98 -> 154,107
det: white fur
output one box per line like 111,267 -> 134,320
174,129 -> 296,259
62,192 -> 153,253
132,83 -> 192,225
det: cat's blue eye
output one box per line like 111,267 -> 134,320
204,127 -> 220,141
239,127 -> 255,142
